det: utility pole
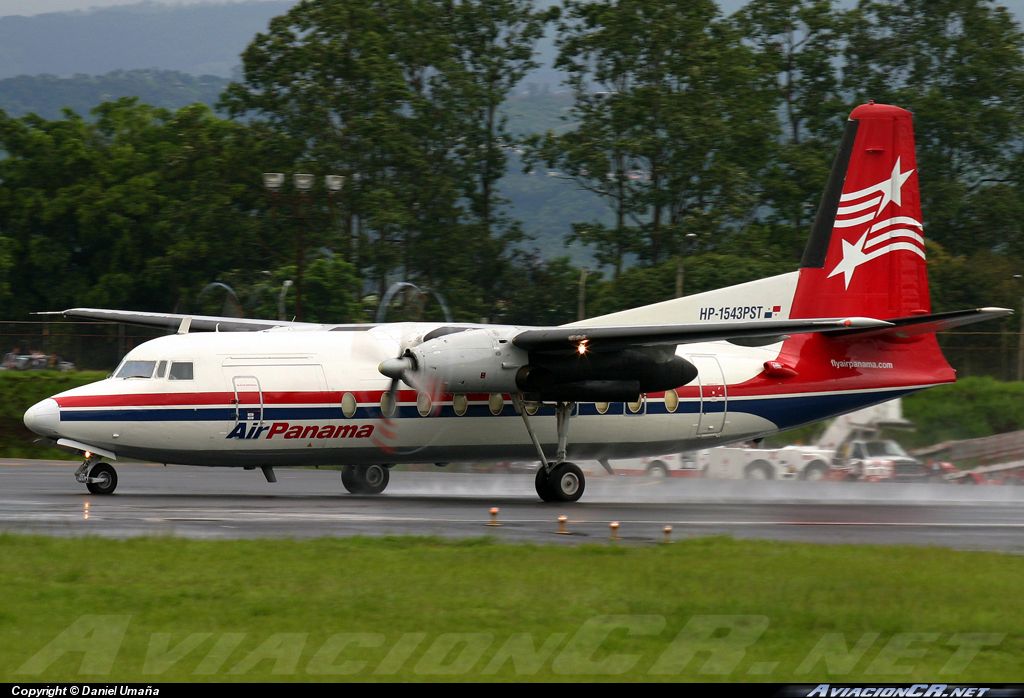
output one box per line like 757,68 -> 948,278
577,268 -> 589,321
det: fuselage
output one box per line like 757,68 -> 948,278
24,321 -> 927,468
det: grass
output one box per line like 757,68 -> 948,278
0,534 -> 1021,682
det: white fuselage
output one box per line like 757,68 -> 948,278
32,321 -> 883,468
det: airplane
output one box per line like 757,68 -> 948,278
22,102 -> 1010,502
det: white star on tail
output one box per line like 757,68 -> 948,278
827,230 -> 927,289
873,158 -> 914,215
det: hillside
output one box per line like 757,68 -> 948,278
0,1 -> 297,78
0,69 -> 230,119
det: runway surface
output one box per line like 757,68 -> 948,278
2,460 -> 1023,552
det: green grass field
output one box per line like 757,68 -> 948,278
1,534 -> 1021,682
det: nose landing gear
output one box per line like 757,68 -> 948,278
75,458 -> 118,495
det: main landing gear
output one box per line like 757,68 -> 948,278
341,464 -> 391,495
75,457 -> 118,495
513,396 -> 586,502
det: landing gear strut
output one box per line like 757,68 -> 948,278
514,395 -> 586,502
75,457 -> 118,495
341,465 -> 391,495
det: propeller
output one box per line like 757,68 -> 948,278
378,350 -> 420,416
373,347 -> 444,456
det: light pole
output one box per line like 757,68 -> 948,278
262,172 -> 344,322
278,279 -> 293,321
1014,275 -> 1024,381
577,267 -> 589,321
674,232 -> 698,298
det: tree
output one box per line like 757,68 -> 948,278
528,0 -> 778,278
843,0 -> 1024,257
221,0 -> 551,321
0,100 -> 279,319
732,0 -> 850,258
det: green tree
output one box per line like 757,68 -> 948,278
843,0 -> 1024,257
0,100 -> 282,319
221,0 -> 550,321
530,0 -> 778,279
732,0 -> 850,259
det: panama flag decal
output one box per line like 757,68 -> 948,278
827,157 -> 926,288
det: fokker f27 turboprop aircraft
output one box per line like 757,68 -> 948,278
24,102 -> 1009,501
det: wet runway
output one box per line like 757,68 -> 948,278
1,460 -> 1023,552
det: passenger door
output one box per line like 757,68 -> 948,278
688,355 -> 728,436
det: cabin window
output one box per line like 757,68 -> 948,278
168,362 -> 194,380
417,392 -> 433,417
115,360 -> 156,379
341,392 -> 357,418
594,402 -> 610,415
155,361 -> 167,378
525,400 -> 540,416
664,389 -> 679,413
380,392 -> 396,417
488,393 -> 504,416
453,394 -> 468,416
628,395 -> 645,413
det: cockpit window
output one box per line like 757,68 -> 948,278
155,360 -> 167,378
169,362 -> 194,380
115,360 -> 156,379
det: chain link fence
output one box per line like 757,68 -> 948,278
1,322 -> 166,371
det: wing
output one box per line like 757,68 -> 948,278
34,308 -> 364,332
512,316 -> 893,354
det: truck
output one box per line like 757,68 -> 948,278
618,399 -> 935,481
827,437 -> 948,482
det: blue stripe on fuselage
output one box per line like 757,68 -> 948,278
57,388 -> 915,433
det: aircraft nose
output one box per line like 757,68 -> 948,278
23,398 -> 60,437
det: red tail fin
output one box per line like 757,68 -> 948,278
791,103 -> 929,320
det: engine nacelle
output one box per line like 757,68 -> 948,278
409,327 -> 527,393
516,349 -> 696,401
404,329 -> 697,402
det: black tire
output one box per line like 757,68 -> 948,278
549,462 -> 585,502
646,461 -> 669,478
744,461 -> 774,480
342,465 -> 390,494
535,465 -> 556,502
341,465 -> 363,493
86,462 -> 117,495
801,462 -> 828,481
361,465 -> 390,495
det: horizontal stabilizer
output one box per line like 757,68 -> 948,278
514,317 -> 892,353
836,307 -> 1012,339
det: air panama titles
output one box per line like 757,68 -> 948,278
226,422 -> 375,440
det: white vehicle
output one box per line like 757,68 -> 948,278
22,103 -> 1008,502
693,399 -> 911,480
604,452 -> 701,478
696,444 -> 834,480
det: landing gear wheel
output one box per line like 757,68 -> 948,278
549,462 -> 585,502
341,465 -> 390,494
360,465 -> 390,495
86,462 -> 117,495
341,465 -> 361,493
535,465 -> 556,502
